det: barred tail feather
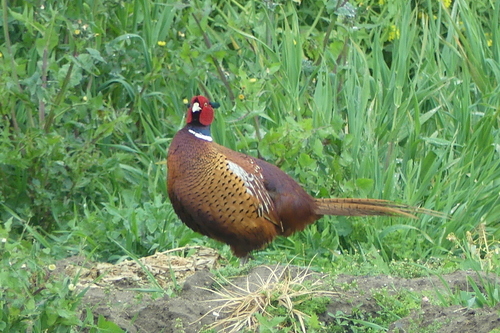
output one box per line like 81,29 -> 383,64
313,198 -> 446,219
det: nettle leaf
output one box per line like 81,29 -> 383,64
86,48 -> 106,63
35,29 -> 59,57
312,138 -> 324,156
75,53 -> 101,76
356,178 -> 374,193
298,152 -> 317,170
57,63 -> 83,88
336,219 -> 353,237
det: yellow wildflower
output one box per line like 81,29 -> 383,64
387,25 -> 400,41
418,11 -> 430,20
238,94 -> 245,100
446,233 -> 457,242
74,29 -> 81,35
466,231 -> 473,244
157,41 -> 166,47
486,33 -> 493,47
442,0 -> 452,8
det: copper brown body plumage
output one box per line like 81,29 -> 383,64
167,95 -> 432,259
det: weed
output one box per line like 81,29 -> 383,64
199,264 -> 337,332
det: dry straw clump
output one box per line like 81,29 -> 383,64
197,262 -> 339,332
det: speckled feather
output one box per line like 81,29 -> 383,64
167,127 -> 284,257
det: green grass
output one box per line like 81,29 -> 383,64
1,0 -> 500,331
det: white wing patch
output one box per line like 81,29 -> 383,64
226,160 -> 274,218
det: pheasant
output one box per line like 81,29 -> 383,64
167,95 -> 437,261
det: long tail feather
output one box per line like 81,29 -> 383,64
314,198 -> 446,219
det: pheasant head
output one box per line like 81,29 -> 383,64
186,95 -> 219,126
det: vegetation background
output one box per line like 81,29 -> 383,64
0,0 -> 499,331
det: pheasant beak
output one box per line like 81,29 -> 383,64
191,102 -> 201,113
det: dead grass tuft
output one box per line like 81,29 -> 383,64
197,262 -> 339,332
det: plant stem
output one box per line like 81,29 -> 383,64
192,13 -> 235,105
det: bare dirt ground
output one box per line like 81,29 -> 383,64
54,247 -> 500,333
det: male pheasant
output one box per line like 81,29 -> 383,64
167,95 -> 435,260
